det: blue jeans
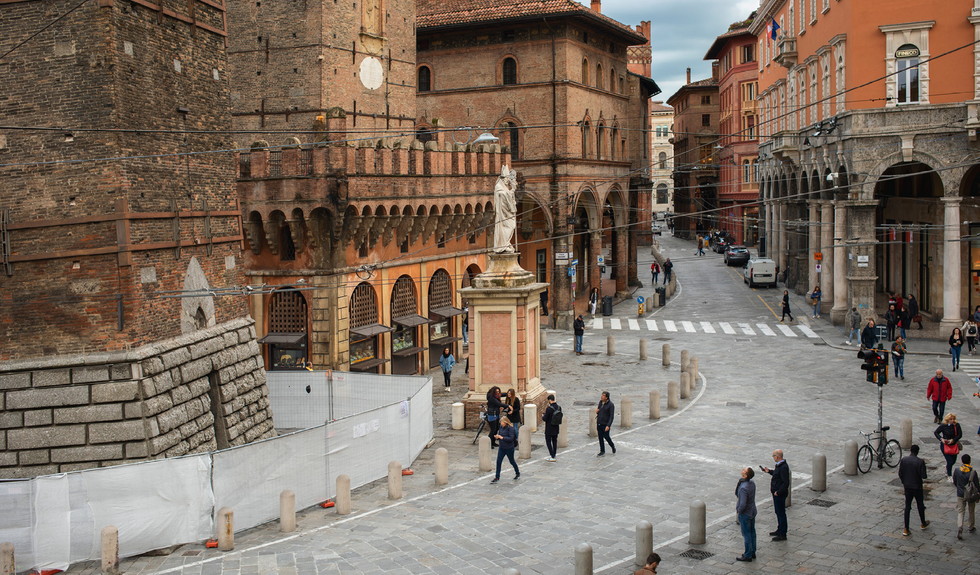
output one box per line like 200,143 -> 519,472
462,324 -> 468,344
812,301 -> 820,317
900,326 -> 907,340
494,446 -> 519,479
847,328 -> 859,343
951,346 -> 962,368
773,494 -> 788,536
738,513 -> 757,558
894,357 -> 904,378
575,334 -> 583,353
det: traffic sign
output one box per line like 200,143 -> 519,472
814,252 -> 823,261
636,296 -> 645,304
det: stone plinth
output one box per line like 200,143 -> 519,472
459,253 -> 548,429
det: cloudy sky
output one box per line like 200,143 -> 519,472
600,0 -> 761,101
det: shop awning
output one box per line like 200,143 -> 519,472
392,345 -> 427,357
430,336 -> 461,347
392,314 -> 431,327
350,357 -> 389,370
429,305 -> 464,319
257,332 -> 307,345
350,323 -> 393,338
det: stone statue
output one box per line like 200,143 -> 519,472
493,165 -> 518,253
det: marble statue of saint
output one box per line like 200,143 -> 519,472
492,165 -> 518,253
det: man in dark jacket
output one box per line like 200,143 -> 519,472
735,467 -> 758,562
861,318 -> 878,350
573,314 -> 586,355
542,394 -> 562,462
595,391 -> 616,456
761,449 -> 790,540
897,444 -> 929,536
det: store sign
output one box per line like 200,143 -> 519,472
895,46 -> 920,59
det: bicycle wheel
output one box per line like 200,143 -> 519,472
471,418 -> 486,444
857,444 -> 873,473
883,439 -> 902,468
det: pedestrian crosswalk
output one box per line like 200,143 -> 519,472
589,317 -> 821,339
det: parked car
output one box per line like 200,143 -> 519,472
724,245 -> 750,266
743,258 -> 778,288
651,222 -> 664,235
711,237 -> 728,253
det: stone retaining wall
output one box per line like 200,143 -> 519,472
0,318 -> 276,478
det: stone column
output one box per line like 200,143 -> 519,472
831,199 -> 849,323
941,197 -> 963,332
590,231 -> 603,296
846,199 -> 880,316
615,226 -> 629,296
808,202 -> 820,293
778,202 -> 789,276
764,198 -> 773,258
821,201 -> 834,305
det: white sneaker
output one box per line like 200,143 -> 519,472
844,341 -> 852,345
546,457 -> 556,462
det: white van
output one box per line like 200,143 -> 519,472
743,258 -> 777,288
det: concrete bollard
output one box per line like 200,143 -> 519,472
336,475 -> 352,515
900,418 -> 913,449
621,398 -> 633,428
811,453 -> 827,492
607,335 -> 615,356
639,339 -> 648,360
540,330 -> 547,351
479,435 -> 493,472
844,439 -> 858,476
558,412 -> 569,448
1,542 -> 14,575
518,425 -> 532,459
635,521 -> 653,567
101,525 -> 119,574
387,461 -> 403,500
435,447 -> 449,485
662,343 -> 671,367
217,507 -> 234,551
649,390 -> 661,419
689,500 -> 706,545
524,403 -> 538,433
589,409 -> 597,437
690,357 -> 699,386
575,543 -> 594,575
279,490 -> 296,533
451,402 -> 465,430
680,349 -> 690,373
680,372 -> 691,399
667,381 -> 679,409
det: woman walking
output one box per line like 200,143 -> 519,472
485,386 -> 505,448
438,347 -> 455,391
935,413 -> 964,481
950,327 -> 965,371
780,290 -> 794,322
891,337 -> 907,380
504,388 -> 522,434
490,416 -> 520,483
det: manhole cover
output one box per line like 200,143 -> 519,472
735,338 -> 752,342
726,401 -> 747,407
807,499 -> 837,508
572,401 -> 595,406
679,549 -> 714,561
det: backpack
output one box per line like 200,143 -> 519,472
965,470 -> 980,503
549,405 -> 563,425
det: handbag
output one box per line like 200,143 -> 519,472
943,441 -> 961,455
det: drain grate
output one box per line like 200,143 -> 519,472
572,400 -> 595,406
726,401 -> 747,407
679,549 -> 714,561
735,338 -> 752,342
807,499 -> 837,508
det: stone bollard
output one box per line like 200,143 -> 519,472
435,448 -> 449,485
451,402 -> 465,430
387,461 -> 403,500
844,440 -> 858,476
217,507 -> 234,551
607,335 -> 615,356
680,372 -> 691,399
690,357 -> 699,386
689,500 -> 706,545
279,490 -> 296,533
621,398 -> 633,428
900,418 -> 913,449
479,435 -> 493,471
649,390 -> 661,419
1,543 -> 13,575
680,349 -> 690,373
558,412 -> 569,448
811,453 -> 827,492
574,543 -> 594,575
524,403 -> 538,433
662,343 -> 671,367
518,425 -> 532,459
639,339 -> 648,360
635,521 -> 653,567
101,525 -> 119,574
667,381 -> 679,409
589,409 -> 597,437
336,475 -> 352,515
540,330 -> 547,351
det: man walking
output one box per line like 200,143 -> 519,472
573,314 -> 586,355
735,467 -> 757,562
927,369 -> 953,423
663,258 -> 673,284
898,444 -> 929,536
844,307 -> 861,345
542,394 -> 562,462
761,449 -> 790,540
861,318 -> 878,350
595,391 -> 616,456
953,453 -> 980,539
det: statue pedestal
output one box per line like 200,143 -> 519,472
459,253 -> 549,429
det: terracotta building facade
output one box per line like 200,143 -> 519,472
649,102 -> 675,219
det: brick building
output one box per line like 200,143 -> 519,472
0,0 -> 274,478
415,0 -> 660,328
228,0 -> 503,374
649,102 -> 675,219
667,69 -> 720,239
705,18 -> 760,246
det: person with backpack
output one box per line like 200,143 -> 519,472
542,394 -> 563,462
952,453 -> 980,539
963,319 -> 979,355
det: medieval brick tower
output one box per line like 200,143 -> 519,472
0,0 -> 275,478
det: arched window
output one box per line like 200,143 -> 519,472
895,44 -> 920,104
267,288 -> 309,370
417,65 -> 431,92
581,120 -> 592,158
581,58 -> 590,85
349,282 -> 385,371
656,184 -> 668,204
610,68 -> 617,93
279,224 -> 296,261
596,123 -> 606,159
596,63 -> 604,89
658,152 -> 668,170
503,121 -> 520,160
502,57 -> 517,85
610,126 -> 618,159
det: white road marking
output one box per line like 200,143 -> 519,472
757,323 -> 776,336
776,323 -> 797,337
646,320 -> 658,331
591,318 -> 603,330
797,324 -> 820,338
627,319 -> 640,330
719,322 -> 736,334
609,318 -> 622,330
738,323 -> 756,335
680,321 -> 696,333
700,322 -> 715,333
664,320 -> 677,332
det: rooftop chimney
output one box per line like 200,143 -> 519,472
591,0 -> 601,13
686,67 -> 691,84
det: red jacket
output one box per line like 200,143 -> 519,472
927,376 -> 953,402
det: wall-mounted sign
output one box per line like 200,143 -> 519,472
857,255 -> 870,263
895,45 -> 920,59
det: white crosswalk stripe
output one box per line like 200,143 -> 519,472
796,324 -> 820,338
664,320 -> 677,332
719,322 -> 736,335
680,321 -> 696,333
578,317 -> 827,342
738,323 -> 756,335
757,323 -> 776,336
700,322 -> 715,334
646,319 -> 658,331
610,318 -> 622,330
591,318 -> 603,330
775,324 -> 797,337
627,319 -> 640,330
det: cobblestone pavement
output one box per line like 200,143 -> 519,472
65,235 -> 980,574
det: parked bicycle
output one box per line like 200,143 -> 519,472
857,426 -> 902,472
471,403 -> 488,444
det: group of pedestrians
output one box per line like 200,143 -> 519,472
899,439 -> 980,539
731,449 -> 791,563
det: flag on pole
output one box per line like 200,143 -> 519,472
766,18 -> 781,41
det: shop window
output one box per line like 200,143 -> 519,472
263,288 -> 308,370
349,282 -> 388,370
